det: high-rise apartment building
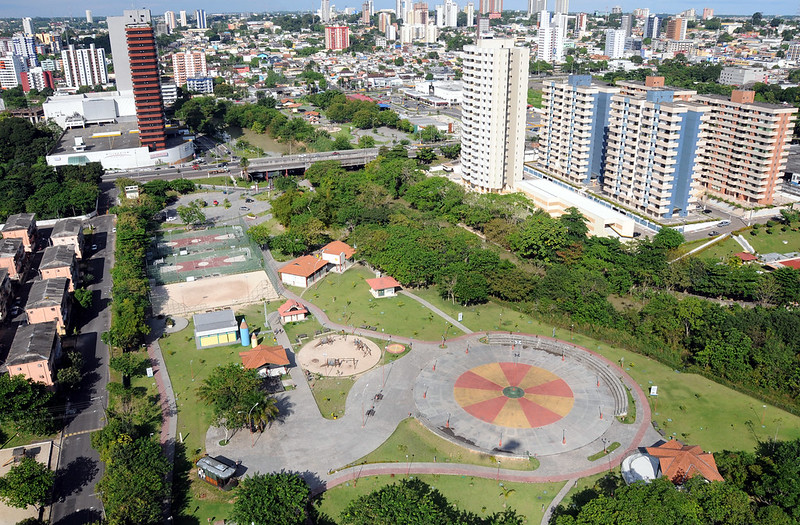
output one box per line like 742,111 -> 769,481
0,54 -> 25,89
321,0 -> 332,22
20,67 -> 54,92
527,0 -> 546,18
413,3 -> 429,25
379,12 -> 392,31
362,2 -> 371,24
539,76 -> 619,185
108,9 -> 166,151
603,87 -> 709,218
86,10 -> 93,24
554,0 -> 568,14
465,3 -> 475,26
61,44 -> 108,87
165,11 -> 177,32
644,15 -> 659,40
12,34 -> 38,65
605,29 -> 625,58
179,10 -> 188,26
325,26 -> 350,50
461,39 -> 529,192
620,14 -> 632,37
478,0 -> 501,17
22,17 -> 34,36
702,8 -> 714,20
665,17 -> 687,40
576,12 -> 588,35
437,0 -> 458,27
537,11 -> 566,63
396,0 -> 402,19
695,90 -> 796,205
195,10 -> 207,29
171,50 -> 207,86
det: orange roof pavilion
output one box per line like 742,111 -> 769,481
321,240 -> 356,259
279,255 -> 329,278
239,345 -> 290,369
277,299 -> 308,317
645,439 -> 724,483
366,276 -> 401,291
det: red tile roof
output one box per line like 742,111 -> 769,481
781,258 -> 800,270
279,255 -> 329,278
277,299 -> 308,317
366,276 -> 401,291
321,240 -> 356,259
645,439 -> 724,483
734,252 -> 758,262
239,345 -> 290,369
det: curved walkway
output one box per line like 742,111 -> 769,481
204,252 -> 654,506
398,289 -> 473,334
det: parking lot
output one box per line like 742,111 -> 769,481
163,188 -> 272,227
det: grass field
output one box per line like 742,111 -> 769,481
744,226 -> 800,254
303,266 -> 465,341
343,418 -> 539,472
308,376 -> 355,419
316,474 -> 564,524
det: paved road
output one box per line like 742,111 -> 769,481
49,212 -> 115,525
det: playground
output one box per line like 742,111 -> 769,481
147,224 -> 262,285
297,334 -> 381,377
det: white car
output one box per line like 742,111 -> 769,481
166,216 -> 177,222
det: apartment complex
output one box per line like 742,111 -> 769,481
538,75 -> 797,217
325,26 -> 350,50
460,39 -> 529,192
171,50 -> 207,86
540,75 -> 618,185
695,90 -> 795,205
61,44 -> 108,88
0,54 -> 26,89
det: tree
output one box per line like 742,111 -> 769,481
231,472 -> 310,525
240,156 -> 250,180
509,214 -> 569,263
176,201 -> 206,227
341,478 -> 460,524
109,353 -> 147,380
440,144 -> 461,159
0,375 -> 54,435
415,147 -> 437,164
0,457 -> 54,511
358,135 -> 376,148
247,223 -> 273,246
653,227 -> 685,251
73,287 -> 93,309
559,207 -> 589,244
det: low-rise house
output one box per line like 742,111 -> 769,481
0,238 -> 26,280
0,268 -> 11,320
50,218 -> 84,259
39,245 -> 80,292
366,276 -> 402,298
25,277 -> 71,335
239,344 -> 290,377
278,255 -> 329,288
4,321 -> 61,387
1,213 -> 37,253
320,241 -> 355,272
193,309 -> 239,348
277,299 -> 309,324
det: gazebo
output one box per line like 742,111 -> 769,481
645,439 -> 724,484
239,345 -> 290,377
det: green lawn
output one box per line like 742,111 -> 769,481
303,266 -> 465,341
316,474 -> 564,524
693,236 -> 743,260
307,376 -> 355,419
557,470 -> 615,510
343,418 -> 539,472
744,226 -> 800,254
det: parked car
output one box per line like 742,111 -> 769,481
112,227 -> 117,233
239,206 -> 250,211
708,230 -> 720,236
91,243 -> 98,250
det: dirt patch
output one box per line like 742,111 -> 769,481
150,271 -> 280,316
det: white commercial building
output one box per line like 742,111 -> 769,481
605,29 -> 626,59
537,11 -> 566,63
461,39 -> 529,192
61,44 -> 108,88
0,54 -> 25,89
718,67 -> 768,86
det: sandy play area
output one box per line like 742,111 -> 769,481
297,334 -> 381,376
150,271 -> 280,316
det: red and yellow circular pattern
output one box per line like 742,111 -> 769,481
454,362 -> 574,428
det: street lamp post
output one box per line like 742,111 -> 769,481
361,383 -> 370,427
248,402 -> 259,447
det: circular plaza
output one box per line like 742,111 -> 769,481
415,337 -> 630,457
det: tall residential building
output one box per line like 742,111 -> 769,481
602,86 -> 709,218
702,8 -> 714,20
620,14 -> 632,37
537,11 -> 566,63
539,76 -> 619,185
611,5 -> 622,14
165,11 -> 177,32
22,17 -> 34,35
171,50 -> 207,86
438,0 -> 458,27
362,2 -> 371,24
605,29 -> 625,59
527,0 -> 546,18
179,10 -> 188,26
478,0 -> 501,17
368,0 -> 375,15
108,9 -> 166,151
461,39 -> 529,193
20,67 -> 54,92
644,15 -> 659,40
396,0 -> 402,19
576,12 -> 588,35
379,12 -> 392,31
696,90 -> 796,205
86,10 -> 93,24
195,10 -> 207,29
665,17 -> 687,40
465,3 -> 475,26
321,0 -> 332,22
325,26 -> 350,50
61,44 -> 108,87
554,0 -> 568,14
413,2 -> 429,24
0,54 -> 25,89
12,34 -> 38,64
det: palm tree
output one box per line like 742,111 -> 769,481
240,156 -> 250,181
252,395 -> 279,431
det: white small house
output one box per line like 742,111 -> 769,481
278,255 -> 330,288
366,276 -> 401,298
320,240 -> 355,272
278,299 -> 309,324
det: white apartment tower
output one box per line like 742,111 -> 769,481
527,0 -> 546,18
396,0 -> 403,19
179,10 -> 188,26
165,11 -> 177,32
0,54 -> 25,89
537,11 -> 566,63
461,39 -> 529,192
554,0 -> 568,14
321,0 -> 332,22
465,3 -> 475,26
22,17 -> 34,36
604,29 -> 625,59
61,44 -> 108,87
86,10 -> 93,24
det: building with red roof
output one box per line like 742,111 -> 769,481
366,275 -> 401,298
239,345 -> 290,377
734,252 -> 758,263
279,255 -> 330,288
278,299 -> 309,324
645,439 -> 724,484
320,240 -> 356,272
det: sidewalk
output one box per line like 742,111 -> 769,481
399,290 -> 473,334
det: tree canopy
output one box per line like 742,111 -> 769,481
231,472 -> 310,525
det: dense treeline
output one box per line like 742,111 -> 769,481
551,438 -> 800,524
602,56 -> 733,96
255,147 -> 800,412
0,118 -> 100,221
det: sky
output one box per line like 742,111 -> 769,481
3,0 -> 797,19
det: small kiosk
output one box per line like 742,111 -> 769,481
196,455 -> 238,489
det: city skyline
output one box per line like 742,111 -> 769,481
1,0 -> 796,18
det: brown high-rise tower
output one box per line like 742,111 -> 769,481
126,24 -> 166,151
